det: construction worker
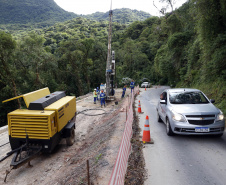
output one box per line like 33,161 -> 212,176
96,87 -> 100,100
122,85 -> 126,98
93,89 -> 97,104
100,83 -> 105,92
130,80 -> 135,93
100,90 -> 106,107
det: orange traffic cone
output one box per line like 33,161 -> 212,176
145,87 -> 146,91
138,101 -> 142,113
142,116 -> 154,144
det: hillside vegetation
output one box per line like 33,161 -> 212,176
0,0 -> 77,24
0,0 -> 151,32
84,8 -> 151,24
0,0 -> 226,126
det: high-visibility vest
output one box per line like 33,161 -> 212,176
100,93 -> 106,99
93,91 -> 97,97
130,82 -> 135,88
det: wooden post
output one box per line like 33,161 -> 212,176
126,106 -> 127,121
87,160 -> 90,185
128,95 -> 129,107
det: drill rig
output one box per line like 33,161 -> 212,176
105,0 -> 115,100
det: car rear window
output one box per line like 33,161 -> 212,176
169,92 -> 209,104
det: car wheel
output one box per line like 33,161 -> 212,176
166,119 -> 174,136
157,112 -> 162,122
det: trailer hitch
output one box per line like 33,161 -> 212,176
3,134 -> 42,182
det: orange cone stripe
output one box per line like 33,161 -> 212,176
142,115 -> 151,142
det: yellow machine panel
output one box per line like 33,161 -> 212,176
7,109 -> 56,139
3,87 -> 50,108
45,96 -> 76,132
22,87 -> 50,108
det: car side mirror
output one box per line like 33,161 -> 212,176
160,100 -> 166,104
210,99 -> 215,103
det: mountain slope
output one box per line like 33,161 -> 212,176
0,0 -> 77,24
83,8 -> 152,24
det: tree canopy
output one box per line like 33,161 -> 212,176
0,1 -> 226,126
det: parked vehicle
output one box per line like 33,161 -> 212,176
156,88 -> 225,136
141,82 -> 150,88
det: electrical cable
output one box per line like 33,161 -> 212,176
0,142 -> 9,148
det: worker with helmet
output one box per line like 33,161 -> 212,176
130,80 -> 135,93
100,90 -> 106,107
93,89 -> 97,104
122,85 -> 126,98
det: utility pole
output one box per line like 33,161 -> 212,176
105,0 -> 115,100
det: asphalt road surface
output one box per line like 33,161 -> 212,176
136,86 -> 226,185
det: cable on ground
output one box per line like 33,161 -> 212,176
77,108 -> 108,116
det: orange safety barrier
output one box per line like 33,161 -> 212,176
142,115 -> 154,144
109,86 -> 137,185
138,100 -> 142,113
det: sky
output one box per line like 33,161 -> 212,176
54,0 -> 188,16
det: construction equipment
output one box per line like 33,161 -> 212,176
1,87 -> 76,180
105,0 -> 115,101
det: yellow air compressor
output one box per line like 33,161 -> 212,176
3,87 -> 77,153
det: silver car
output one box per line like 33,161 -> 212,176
141,82 -> 150,88
157,88 -> 225,136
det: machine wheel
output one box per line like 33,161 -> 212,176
166,119 -> 174,136
66,128 -> 75,146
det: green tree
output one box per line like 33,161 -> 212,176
0,31 -> 20,105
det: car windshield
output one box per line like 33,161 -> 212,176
169,91 -> 209,104
143,82 -> 148,84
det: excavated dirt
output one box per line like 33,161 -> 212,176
0,89 -> 131,185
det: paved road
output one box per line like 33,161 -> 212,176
136,86 -> 226,185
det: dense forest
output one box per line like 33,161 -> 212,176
84,8 -> 152,24
0,0 -> 226,126
0,0 -> 151,32
0,0 -> 77,25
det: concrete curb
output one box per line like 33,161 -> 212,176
0,125 -> 8,134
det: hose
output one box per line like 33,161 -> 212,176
77,108 -> 108,116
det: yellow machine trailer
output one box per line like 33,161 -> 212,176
3,87 -> 77,153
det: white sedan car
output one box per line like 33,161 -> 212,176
141,82 -> 150,88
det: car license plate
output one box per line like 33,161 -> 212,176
195,127 -> 210,132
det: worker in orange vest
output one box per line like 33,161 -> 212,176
100,90 -> 106,107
